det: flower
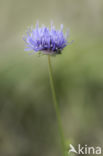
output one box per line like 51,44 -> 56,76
23,22 -> 70,55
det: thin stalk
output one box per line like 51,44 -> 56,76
48,55 -> 66,156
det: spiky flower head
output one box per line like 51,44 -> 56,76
23,22 -> 71,55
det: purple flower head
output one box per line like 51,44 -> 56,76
23,22 -> 71,55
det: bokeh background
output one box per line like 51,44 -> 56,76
0,0 -> 103,156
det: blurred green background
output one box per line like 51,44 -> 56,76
0,0 -> 103,156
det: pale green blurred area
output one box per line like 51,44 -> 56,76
0,0 -> 103,156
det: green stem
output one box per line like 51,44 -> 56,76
48,55 -> 66,156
